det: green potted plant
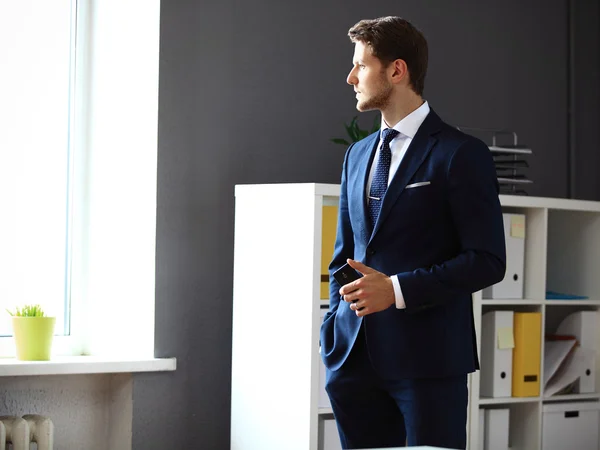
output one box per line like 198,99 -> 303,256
6,304 -> 56,360
331,115 -> 381,146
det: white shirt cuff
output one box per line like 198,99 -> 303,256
391,275 -> 406,309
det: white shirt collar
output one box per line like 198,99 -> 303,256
380,100 -> 430,139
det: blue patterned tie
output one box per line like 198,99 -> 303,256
368,128 -> 400,228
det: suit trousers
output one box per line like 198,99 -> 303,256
325,323 -> 468,449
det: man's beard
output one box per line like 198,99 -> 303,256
357,82 -> 392,112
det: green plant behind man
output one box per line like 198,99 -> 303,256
331,115 -> 381,146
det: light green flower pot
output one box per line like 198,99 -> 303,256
12,317 -> 56,361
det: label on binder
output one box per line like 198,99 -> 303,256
498,327 -> 515,349
510,215 -> 525,238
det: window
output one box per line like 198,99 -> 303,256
0,1 -> 76,336
0,0 -> 160,358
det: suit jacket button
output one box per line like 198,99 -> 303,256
367,247 -> 375,256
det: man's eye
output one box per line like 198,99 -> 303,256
359,65 -> 366,69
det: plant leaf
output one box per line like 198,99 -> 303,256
333,114 -> 382,146
344,120 -> 354,141
345,117 -> 358,142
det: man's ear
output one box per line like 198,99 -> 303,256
390,59 -> 410,86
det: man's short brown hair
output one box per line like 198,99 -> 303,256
348,16 -> 428,96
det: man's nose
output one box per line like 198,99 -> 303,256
347,70 -> 356,85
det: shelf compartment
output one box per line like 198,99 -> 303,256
546,209 -> 600,300
508,402 -> 541,450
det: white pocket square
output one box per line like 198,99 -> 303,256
405,181 -> 431,189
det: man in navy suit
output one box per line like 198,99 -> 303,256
320,16 -> 506,449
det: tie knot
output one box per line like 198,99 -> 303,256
381,128 -> 400,146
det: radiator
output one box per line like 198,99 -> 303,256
0,415 -> 53,450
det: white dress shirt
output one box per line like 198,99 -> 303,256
365,100 -> 431,309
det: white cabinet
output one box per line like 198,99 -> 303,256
231,183 -> 600,450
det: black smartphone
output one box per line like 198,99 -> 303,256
332,263 -> 361,286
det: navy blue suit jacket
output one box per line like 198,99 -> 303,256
320,109 -> 506,379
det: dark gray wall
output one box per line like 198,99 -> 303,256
133,1 -> 600,449
572,0 -> 600,200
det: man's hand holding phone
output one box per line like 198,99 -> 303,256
333,259 -> 395,317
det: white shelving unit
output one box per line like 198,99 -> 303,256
231,183 -> 340,450
470,194 -> 600,450
231,183 -> 600,450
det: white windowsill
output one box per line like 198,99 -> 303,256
0,356 -> 176,376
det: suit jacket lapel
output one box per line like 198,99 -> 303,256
370,110 -> 442,241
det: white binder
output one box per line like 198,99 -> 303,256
319,306 -> 331,408
484,409 -> 510,450
480,311 -> 514,397
556,311 -> 597,393
483,213 -> 525,299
